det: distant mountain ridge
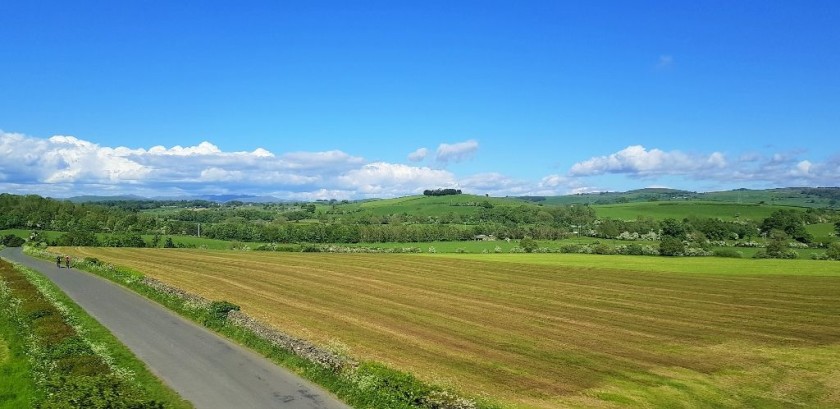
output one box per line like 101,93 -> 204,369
66,194 -> 285,203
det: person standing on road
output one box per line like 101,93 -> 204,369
56,255 -> 62,268
65,255 -> 71,269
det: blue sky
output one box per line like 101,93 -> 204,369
1,1 -> 838,199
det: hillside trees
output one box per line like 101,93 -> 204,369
760,210 -> 813,243
658,218 -> 686,256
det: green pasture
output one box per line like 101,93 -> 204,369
0,229 -> 64,241
343,194 -> 531,217
807,223 -> 837,241
592,201 -> 802,221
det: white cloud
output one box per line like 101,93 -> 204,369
436,139 -> 479,164
407,147 -> 428,162
0,131 -> 361,195
570,145 -> 726,177
2,130 -> 838,200
569,145 -> 840,188
337,162 -> 455,197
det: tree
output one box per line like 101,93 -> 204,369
660,218 -> 686,240
659,236 -> 684,256
520,238 -> 538,253
54,230 -> 99,246
835,221 -> 840,236
1,234 -> 25,247
826,242 -> 840,260
760,210 -> 812,243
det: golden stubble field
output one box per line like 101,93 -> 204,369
58,248 -> 840,408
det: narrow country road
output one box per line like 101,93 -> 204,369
0,247 -> 353,409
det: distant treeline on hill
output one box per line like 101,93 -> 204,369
423,189 -> 462,196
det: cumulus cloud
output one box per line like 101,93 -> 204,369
0,131 -> 363,196
570,145 -> 726,177
569,145 -> 840,188
435,139 -> 479,164
338,162 -> 456,196
407,147 -> 428,162
3,130 -> 837,199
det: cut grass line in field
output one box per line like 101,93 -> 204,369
56,248 -> 840,409
436,253 -> 840,276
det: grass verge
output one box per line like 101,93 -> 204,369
0,257 -> 192,409
0,293 -> 37,409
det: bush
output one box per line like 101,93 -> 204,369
209,301 -> 240,319
592,243 -> 614,255
520,238 -> 538,253
1,234 -> 25,247
617,244 -> 644,255
83,257 -> 102,266
826,242 -> 840,260
659,237 -> 685,257
42,374 -> 163,409
559,244 -> 582,253
713,249 -> 742,258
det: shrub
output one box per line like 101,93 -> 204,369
593,243 -> 614,255
559,244 -> 582,254
826,242 -> 840,260
683,247 -> 712,257
520,238 -> 538,253
42,374 -> 164,409
209,301 -> 240,321
713,249 -> 742,258
83,257 -> 102,266
1,234 -> 25,247
617,244 -> 644,255
659,237 -> 685,257
205,301 -> 241,326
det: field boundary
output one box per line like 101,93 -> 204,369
25,246 -> 498,409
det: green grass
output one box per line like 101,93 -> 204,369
0,229 -> 64,241
807,223 -> 837,242
592,201 -> 802,221
0,313 -> 37,409
0,258 -> 192,408
344,194 -> 531,217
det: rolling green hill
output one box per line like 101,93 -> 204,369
335,194 -> 534,217
591,201 -> 804,221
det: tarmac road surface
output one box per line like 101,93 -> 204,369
0,247 -> 353,409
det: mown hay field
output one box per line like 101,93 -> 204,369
57,248 -> 840,408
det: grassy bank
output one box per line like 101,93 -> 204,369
0,293 -> 37,409
0,257 -> 192,409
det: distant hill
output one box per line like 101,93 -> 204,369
67,194 -> 285,204
529,187 -> 839,208
64,186 -> 839,208
66,194 -> 148,203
